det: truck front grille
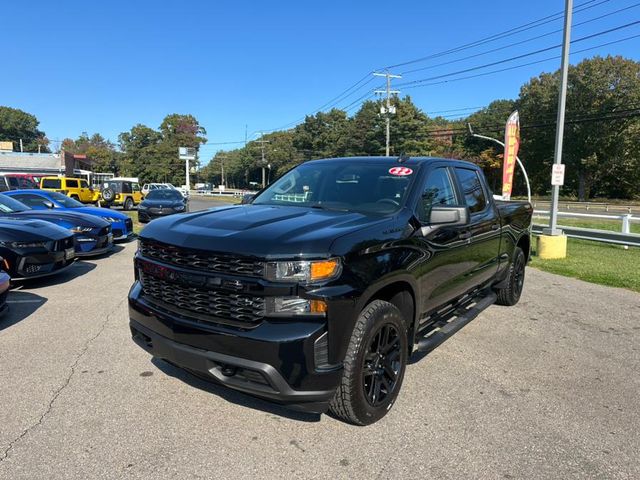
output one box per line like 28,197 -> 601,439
140,272 -> 264,326
139,239 -> 263,277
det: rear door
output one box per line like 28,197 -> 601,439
451,166 -> 502,290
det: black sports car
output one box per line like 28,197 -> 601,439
0,217 -> 76,280
138,189 -> 188,224
0,260 -> 9,316
0,193 -> 113,257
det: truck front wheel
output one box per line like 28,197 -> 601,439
329,300 -> 408,425
495,247 -> 526,306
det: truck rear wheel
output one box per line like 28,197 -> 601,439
124,197 -> 134,211
495,247 -> 526,306
329,300 -> 407,425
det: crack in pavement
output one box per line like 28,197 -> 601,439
0,296 -> 127,463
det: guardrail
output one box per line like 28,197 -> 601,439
532,210 -> 640,247
532,200 -> 640,214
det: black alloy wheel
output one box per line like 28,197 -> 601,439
362,323 -> 402,407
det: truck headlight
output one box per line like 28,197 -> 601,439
264,258 -> 341,284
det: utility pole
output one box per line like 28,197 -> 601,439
254,134 -> 270,188
546,0 -> 573,237
374,71 -> 401,156
19,139 -> 23,152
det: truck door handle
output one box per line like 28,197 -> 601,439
458,231 -> 472,240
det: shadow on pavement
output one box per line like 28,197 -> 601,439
14,260 -> 97,290
151,357 -> 322,423
0,290 -> 48,331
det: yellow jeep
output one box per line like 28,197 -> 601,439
100,179 -> 143,210
40,177 -> 100,203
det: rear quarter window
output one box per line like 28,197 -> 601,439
42,178 -> 62,189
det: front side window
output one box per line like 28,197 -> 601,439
418,168 -> 457,222
80,180 -> 89,188
454,168 -> 487,214
65,179 -> 78,188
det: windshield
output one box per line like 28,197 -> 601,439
47,191 -> 84,208
252,161 -> 416,214
0,193 -> 31,213
146,189 -> 183,200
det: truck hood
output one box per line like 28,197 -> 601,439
140,204 -> 389,258
0,218 -> 73,242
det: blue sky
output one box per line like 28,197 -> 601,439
2,0 -> 639,164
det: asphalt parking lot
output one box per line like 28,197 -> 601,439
1,201 -> 639,479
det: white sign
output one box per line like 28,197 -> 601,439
178,147 -> 196,160
551,164 -> 565,186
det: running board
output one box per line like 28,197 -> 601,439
416,292 -> 497,352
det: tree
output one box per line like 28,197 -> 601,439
61,132 -> 120,173
0,106 -> 49,152
518,55 -> 640,199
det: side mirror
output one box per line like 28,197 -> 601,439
241,193 -> 255,205
44,200 -> 55,209
429,206 -> 469,226
419,206 -> 469,236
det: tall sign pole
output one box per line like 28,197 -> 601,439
179,147 -> 196,190
373,71 -> 401,156
545,0 -> 573,236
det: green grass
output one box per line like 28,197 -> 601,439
530,238 -> 640,292
533,216 -> 640,234
123,211 -> 144,235
194,195 -> 241,204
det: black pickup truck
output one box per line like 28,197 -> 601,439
129,157 -> 532,425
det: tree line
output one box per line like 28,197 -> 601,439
1,55 -> 638,200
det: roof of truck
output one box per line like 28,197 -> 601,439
305,156 -> 478,168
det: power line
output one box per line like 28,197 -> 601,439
400,32 -> 640,91
384,0 -> 608,70
397,20 -> 640,88
401,2 -> 640,75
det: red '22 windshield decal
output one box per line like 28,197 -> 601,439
388,166 -> 413,176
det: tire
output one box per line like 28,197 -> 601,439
124,197 -> 134,211
329,300 -> 408,425
101,187 -> 115,204
495,247 -> 526,306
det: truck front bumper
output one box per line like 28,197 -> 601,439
128,282 -> 343,413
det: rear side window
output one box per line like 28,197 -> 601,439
8,177 -> 19,187
65,179 -> 78,188
42,178 -> 62,189
454,168 -> 487,214
418,168 -> 457,222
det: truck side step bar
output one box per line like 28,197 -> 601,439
416,291 -> 498,352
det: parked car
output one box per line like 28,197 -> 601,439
0,259 -> 9,316
0,217 -> 76,280
0,194 -> 113,257
129,156 -> 533,425
164,183 -> 189,198
40,177 -> 100,204
137,188 -> 188,224
4,190 -> 134,241
0,174 -> 39,191
141,183 -> 169,197
100,180 -> 143,210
